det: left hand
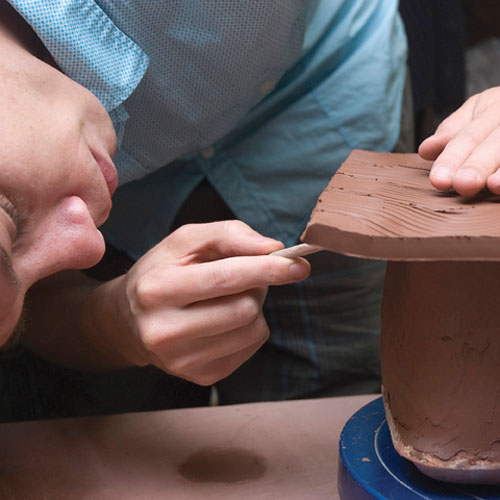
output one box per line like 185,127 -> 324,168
419,86 -> 500,196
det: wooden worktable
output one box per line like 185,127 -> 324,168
0,394 -> 376,499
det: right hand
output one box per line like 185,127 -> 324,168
111,221 -> 311,386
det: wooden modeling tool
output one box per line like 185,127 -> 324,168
271,243 -> 323,258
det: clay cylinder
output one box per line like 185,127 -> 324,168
381,261 -> 500,484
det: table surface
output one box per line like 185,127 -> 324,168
0,393 -> 376,499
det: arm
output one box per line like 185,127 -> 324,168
419,86 -> 500,196
23,221 -> 310,385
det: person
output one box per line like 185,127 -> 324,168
0,0 -> 313,419
2,0 -> 410,419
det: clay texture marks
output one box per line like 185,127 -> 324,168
301,150 -> 500,261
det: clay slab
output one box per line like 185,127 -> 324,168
301,150 -> 500,261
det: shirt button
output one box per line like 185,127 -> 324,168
201,146 -> 215,159
259,79 -> 276,94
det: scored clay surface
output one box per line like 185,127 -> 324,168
301,149 -> 500,261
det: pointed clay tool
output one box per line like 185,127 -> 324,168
271,243 -> 323,258
301,150 -> 500,485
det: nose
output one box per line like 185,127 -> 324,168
17,196 -> 106,288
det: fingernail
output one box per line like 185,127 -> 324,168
456,168 -> 480,183
431,166 -> 451,181
289,261 -> 310,281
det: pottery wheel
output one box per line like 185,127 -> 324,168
338,398 -> 500,499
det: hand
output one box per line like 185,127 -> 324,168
419,87 -> 500,196
113,221 -> 311,385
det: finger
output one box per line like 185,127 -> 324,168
139,288 -> 267,347
419,95 -> 478,161
458,127 -> 500,195
427,112 -> 500,192
486,169 -> 500,195
162,220 -> 284,261
159,314 -> 269,384
174,324 -> 268,386
134,255 -> 310,305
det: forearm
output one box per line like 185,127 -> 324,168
22,271 -> 142,372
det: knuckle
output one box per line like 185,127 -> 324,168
434,118 -> 455,137
199,363 -> 237,385
171,360 -> 219,386
164,224 -> 195,249
224,219 -> 245,231
449,134 -> 478,152
211,265 -> 236,291
173,223 -> 196,239
167,357 -> 193,377
129,273 -> 163,310
140,322 -> 183,353
140,327 -> 162,353
261,261 -> 287,283
234,294 -> 261,324
249,321 -> 270,345
223,219 -> 249,238
195,373 -> 220,386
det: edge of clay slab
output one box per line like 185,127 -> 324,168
302,222 -> 500,261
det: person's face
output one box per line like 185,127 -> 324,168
0,50 -> 118,345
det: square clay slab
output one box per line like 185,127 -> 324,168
300,150 -> 500,261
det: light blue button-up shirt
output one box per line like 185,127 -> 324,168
9,0 -> 407,255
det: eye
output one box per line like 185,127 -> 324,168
0,195 -> 26,240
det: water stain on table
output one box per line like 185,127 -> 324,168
178,447 -> 267,483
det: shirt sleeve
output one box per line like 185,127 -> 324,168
7,0 -> 148,111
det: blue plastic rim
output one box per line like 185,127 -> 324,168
338,397 -> 500,499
